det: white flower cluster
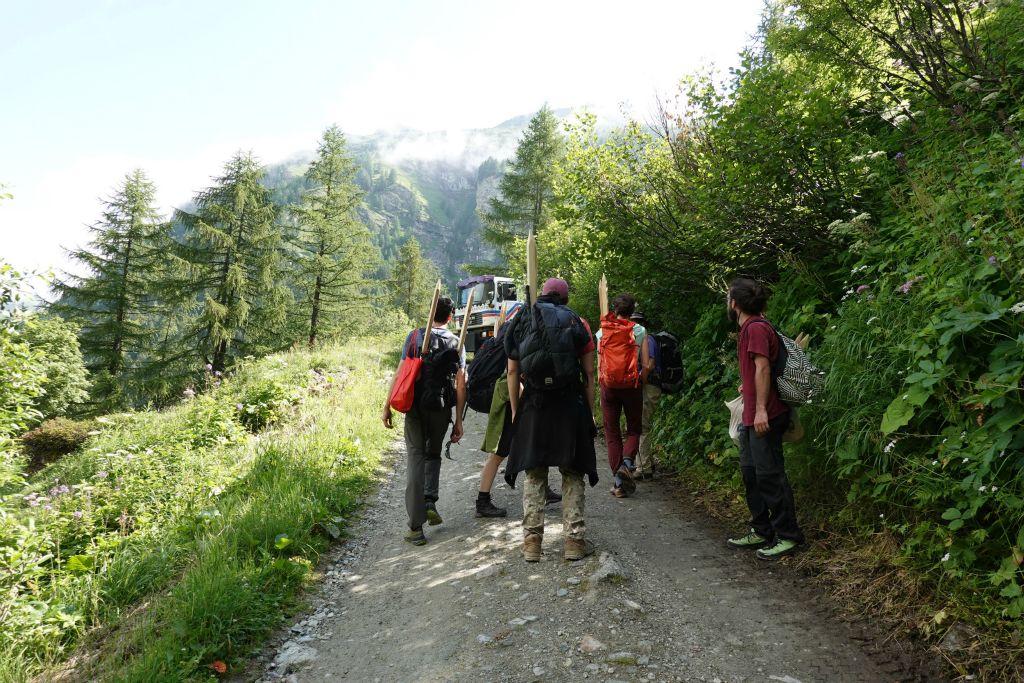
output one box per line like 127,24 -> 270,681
1010,301 -> 1024,315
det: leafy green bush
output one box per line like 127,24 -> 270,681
22,316 -> 90,420
233,378 -> 300,432
19,418 -> 96,469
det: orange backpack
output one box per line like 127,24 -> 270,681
599,313 -> 640,389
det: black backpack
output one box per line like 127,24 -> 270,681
512,301 -> 589,392
466,326 -> 509,413
412,328 -> 461,410
651,331 -> 684,394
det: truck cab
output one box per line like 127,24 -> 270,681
454,275 -> 523,352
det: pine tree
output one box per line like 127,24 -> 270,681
175,152 -> 287,372
481,105 -> 565,260
52,169 -> 169,403
388,238 -> 439,322
290,126 -> 379,346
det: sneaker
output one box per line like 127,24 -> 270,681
616,466 -> 636,495
523,534 -> 542,562
726,528 -> 768,549
404,527 -> 427,546
475,498 -> 508,518
610,486 -> 627,498
425,501 -> 443,526
564,538 -> 595,561
756,538 -> 799,561
545,486 -> 562,505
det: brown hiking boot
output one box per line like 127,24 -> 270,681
564,538 -> 595,561
523,534 -> 542,562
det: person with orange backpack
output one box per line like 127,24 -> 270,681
596,293 -> 650,498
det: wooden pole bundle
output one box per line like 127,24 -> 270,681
495,300 -> 507,335
598,274 -> 608,318
457,287 -> 475,352
526,229 -> 538,307
421,280 -> 443,355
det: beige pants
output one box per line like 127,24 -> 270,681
637,384 -> 662,474
523,467 -> 585,541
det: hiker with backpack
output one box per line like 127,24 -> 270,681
381,296 -> 466,546
630,311 -> 660,478
596,293 -> 649,498
467,319 -> 562,518
725,278 -> 805,560
503,278 -> 599,562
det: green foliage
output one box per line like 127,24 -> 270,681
19,418 -> 96,469
481,105 -> 565,262
388,237 -> 440,322
289,126 -> 381,346
0,336 -> 398,680
21,317 -> 90,419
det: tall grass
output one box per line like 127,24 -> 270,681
0,335 -> 400,682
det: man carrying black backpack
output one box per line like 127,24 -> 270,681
381,296 -> 466,546
503,278 -> 598,563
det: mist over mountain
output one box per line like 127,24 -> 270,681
264,107 -> 624,283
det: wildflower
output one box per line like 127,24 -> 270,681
210,486 -> 223,497
73,510 -> 84,520
966,237 -> 975,246
205,363 -> 213,371
1009,302 -> 1024,315
932,460 -> 938,466
884,441 -> 896,453
183,387 -> 196,399
895,152 -> 905,161
979,485 -> 988,492
95,470 -> 109,479
988,256 -> 998,265
214,370 -> 222,378
941,553 -> 951,562
830,325 -> 837,330
963,457 -> 969,463
879,513 -> 885,518
44,504 -> 53,512
992,486 -> 999,492
210,661 -> 228,674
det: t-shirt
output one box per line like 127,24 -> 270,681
401,327 -> 467,369
737,316 -> 789,427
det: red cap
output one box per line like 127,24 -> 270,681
542,277 -> 569,300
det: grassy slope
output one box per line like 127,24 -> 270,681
1,336 -> 400,682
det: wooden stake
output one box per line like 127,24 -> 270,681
495,300 -> 507,335
457,287 -> 475,352
526,229 -> 538,307
598,274 -> 609,318
421,280 -> 442,355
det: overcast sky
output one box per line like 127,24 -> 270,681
1,0 -> 765,275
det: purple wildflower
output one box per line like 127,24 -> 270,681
73,510 -> 84,520
95,470 -> 109,480
205,363 -> 213,371
856,285 -> 870,294
214,370 -> 222,378
988,255 -> 997,264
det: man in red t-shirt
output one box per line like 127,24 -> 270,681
725,278 -> 804,560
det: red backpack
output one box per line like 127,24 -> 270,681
599,313 -> 640,389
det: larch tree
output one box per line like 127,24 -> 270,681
52,169 -> 170,404
480,105 -> 565,261
388,237 -> 439,322
290,126 -> 379,346
175,152 -> 287,372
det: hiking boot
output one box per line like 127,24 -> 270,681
545,486 -> 562,505
475,498 -> 507,518
564,538 -> 595,561
425,501 -> 443,526
727,529 -> 768,549
610,486 -> 627,498
523,534 -> 542,562
756,538 -> 799,561
404,527 -> 427,546
616,466 -> 636,495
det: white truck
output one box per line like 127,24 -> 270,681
454,275 -> 524,352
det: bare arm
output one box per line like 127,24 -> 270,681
381,358 -> 402,429
581,350 -> 596,422
640,337 -> 652,384
451,368 -> 466,442
753,355 -> 771,434
507,359 -> 521,419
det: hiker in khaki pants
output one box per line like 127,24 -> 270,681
633,311 -> 660,478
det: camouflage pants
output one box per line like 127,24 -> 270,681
637,384 -> 662,474
523,467 -> 585,541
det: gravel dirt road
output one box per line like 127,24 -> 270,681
250,410 -> 942,683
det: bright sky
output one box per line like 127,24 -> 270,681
0,0 -> 765,275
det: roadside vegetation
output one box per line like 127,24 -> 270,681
0,335 -> 400,682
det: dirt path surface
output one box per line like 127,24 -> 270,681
251,410 -> 938,683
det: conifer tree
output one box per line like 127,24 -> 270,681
388,237 -> 438,322
290,126 -> 379,346
175,152 -> 287,372
53,169 -> 169,403
481,105 -> 564,260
